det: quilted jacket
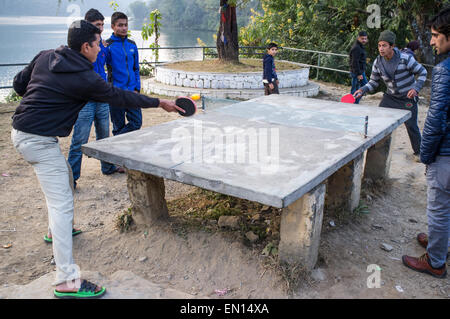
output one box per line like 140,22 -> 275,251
420,56 -> 450,164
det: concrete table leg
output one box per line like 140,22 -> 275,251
126,169 -> 169,225
364,134 -> 394,181
326,153 -> 365,213
279,183 -> 326,270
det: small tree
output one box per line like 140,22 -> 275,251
142,9 -> 162,63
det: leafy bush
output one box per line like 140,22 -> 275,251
5,90 -> 22,103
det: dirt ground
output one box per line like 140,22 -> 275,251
0,82 -> 448,299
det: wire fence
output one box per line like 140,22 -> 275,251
0,46 -> 437,92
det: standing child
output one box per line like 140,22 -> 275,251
263,43 -> 279,95
106,12 -> 142,136
67,9 -> 122,192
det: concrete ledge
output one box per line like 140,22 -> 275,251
155,60 -> 309,89
143,77 -> 320,100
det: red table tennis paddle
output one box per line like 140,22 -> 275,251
340,94 -> 356,104
175,97 -> 197,117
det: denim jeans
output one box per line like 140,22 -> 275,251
68,101 -> 116,182
350,72 -> 368,104
426,156 -> 450,268
12,129 -> 80,285
109,105 -> 142,136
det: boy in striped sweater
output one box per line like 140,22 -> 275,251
354,30 -> 427,160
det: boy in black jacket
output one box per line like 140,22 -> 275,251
263,43 -> 279,95
11,20 -> 182,298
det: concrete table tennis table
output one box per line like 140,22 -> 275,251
82,95 -> 410,270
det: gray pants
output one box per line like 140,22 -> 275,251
426,156 -> 450,268
11,129 -> 80,285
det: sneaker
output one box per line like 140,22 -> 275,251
402,253 -> 447,278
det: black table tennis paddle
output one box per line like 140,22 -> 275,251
175,97 -> 197,117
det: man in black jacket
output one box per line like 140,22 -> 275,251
11,20 -> 183,298
402,8 -> 450,279
349,31 -> 368,104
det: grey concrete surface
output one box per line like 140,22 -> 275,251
82,95 -> 410,208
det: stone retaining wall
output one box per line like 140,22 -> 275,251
155,60 -> 309,90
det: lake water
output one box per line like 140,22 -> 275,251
0,16 -> 216,101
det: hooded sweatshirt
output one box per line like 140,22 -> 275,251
263,53 -> 277,84
12,46 -> 159,137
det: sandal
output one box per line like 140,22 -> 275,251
44,228 -> 82,243
54,280 -> 106,299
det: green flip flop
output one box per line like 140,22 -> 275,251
44,228 -> 82,243
54,280 -> 106,299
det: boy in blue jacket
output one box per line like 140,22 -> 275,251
263,43 -> 279,95
106,12 -> 142,136
67,9 -> 122,192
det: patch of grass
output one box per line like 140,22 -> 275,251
115,208 -> 135,233
167,188 -> 281,249
353,201 -> 370,216
163,58 -> 301,73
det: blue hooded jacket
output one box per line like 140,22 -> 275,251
93,39 -> 108,81
105,33 -> 141,91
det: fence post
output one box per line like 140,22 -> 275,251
202,47 -> 205,61
316,53 -> 321,80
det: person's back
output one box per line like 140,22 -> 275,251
13,46 -> 109,136
401,40 -> 420,60
12,45 -> 155,137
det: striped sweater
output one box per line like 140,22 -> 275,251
361,48 -> 427,98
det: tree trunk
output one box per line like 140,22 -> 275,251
217,0 -> 239,62
410,14 -> 435,65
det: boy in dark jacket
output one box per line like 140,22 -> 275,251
349,31 -> 368,104
106,12 -> 142,136
263,43 -> 279,95
11,20 -> 182,298
402,8 -> 450,279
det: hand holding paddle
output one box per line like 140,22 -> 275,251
159,99 -> 185,114
353,89 -> 364,100
175,96 -> 197,117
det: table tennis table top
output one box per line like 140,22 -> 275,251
82,95 -> 410,208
